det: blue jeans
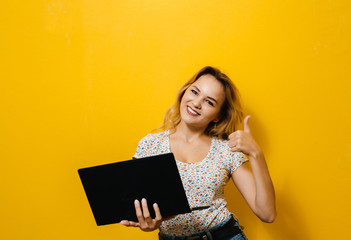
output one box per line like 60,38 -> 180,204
224,219 -> 247,240
159,214 -> 248,240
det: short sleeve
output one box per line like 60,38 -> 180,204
227,151 -> 249,174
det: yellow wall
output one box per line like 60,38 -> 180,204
1,0 -> 350,239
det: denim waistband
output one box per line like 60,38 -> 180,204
158,214 -> 243,240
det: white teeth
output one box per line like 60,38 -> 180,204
188,106 -> 199,115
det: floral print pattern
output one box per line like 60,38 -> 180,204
133,130 -> 248,236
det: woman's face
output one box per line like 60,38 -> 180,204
180,74 -> 226,130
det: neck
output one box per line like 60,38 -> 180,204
173,121 -> 208,143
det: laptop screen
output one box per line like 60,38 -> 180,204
78,153 -> 191,225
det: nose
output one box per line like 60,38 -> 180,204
192,98 -> 201,109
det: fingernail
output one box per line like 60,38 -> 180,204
154,203 -> 158,208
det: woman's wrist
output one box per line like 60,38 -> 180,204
249,148 -> 263,160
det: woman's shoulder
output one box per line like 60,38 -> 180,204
138,130 -> 169,143
214,137 -> 230,153
133,130 -> 169,158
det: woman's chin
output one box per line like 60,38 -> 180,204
179,119 -> 208,130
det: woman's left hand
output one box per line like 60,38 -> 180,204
120,198 -> 163,232
228,115 -> 261,158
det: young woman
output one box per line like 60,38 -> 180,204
120,66 -> 276,240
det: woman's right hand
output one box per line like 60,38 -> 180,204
120,198 -> 163,232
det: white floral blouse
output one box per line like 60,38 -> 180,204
133,130 -> 248,236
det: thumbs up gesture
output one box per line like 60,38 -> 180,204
228,115 -> 262,158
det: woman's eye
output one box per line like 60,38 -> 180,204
207,100 -> 214,106
191,89 -> 198,95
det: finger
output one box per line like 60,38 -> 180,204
119,220 -> 129,226
141,198 -> 153,225
120,220 -> 140,227
229,130 -> 244,138
230,147 -> 239,152
244,115 -> 251,134
153,203 -> 162,222
231,143 -> 242,152
228,137 -> 239,148
134,199 -> 145,226
229,135 -> 240,148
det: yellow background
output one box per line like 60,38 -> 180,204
1,0 -> 350,239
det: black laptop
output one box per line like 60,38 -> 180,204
78,153 -> 191,226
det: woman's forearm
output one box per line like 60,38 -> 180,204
249,151 -> 276,222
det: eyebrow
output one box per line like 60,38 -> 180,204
193,86 -> 218,103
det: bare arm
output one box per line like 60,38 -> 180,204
229,116 -> 276,223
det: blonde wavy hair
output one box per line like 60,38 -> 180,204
155,66 -> 244,140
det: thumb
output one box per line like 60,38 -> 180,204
244,115 -> 251,133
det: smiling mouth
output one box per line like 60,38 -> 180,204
187,106 -> 200,116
